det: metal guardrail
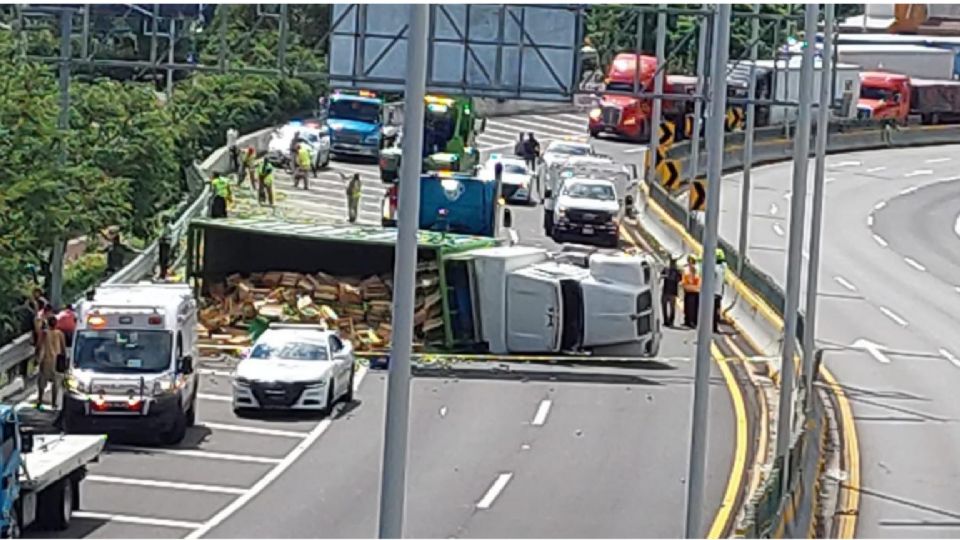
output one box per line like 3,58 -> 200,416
0,125 -> 277,400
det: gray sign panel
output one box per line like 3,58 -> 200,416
329,4 -> 583,102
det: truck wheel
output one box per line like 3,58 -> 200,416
39,478 -> 73,531
186,399 -> 197,428
163,407 -> 188,445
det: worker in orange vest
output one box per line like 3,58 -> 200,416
681,254 -> 701,328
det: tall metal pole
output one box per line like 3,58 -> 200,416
278,3 -> 289,71
647,9 -> 666,185
684,5 -> 730,538
775,3 -> 818,467
166,19 -> 175,100
803,4 -> 834,413
737,5 -> 760,274
49,9 -> 73,309
378,4 -> 428,538
686,13 -> 709,232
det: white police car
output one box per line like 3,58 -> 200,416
232,325 -> 355,416
266,121 -> 332,171
478,154 -> 535,204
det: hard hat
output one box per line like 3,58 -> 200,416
716,248 -> 725,262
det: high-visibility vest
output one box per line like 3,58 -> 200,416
347,179 -> 362,200
297,145 -> 311,169
211,176 -> 230,198
681,268 -> 701,293
242,149 -> 256,167
257,161 -> 274,186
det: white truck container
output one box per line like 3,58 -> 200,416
746,58 -> 862,125
449,245 -> 662,357
837,43 -> 955,80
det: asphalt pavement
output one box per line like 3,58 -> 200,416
702,144 -> 960,538
44,112 -> 742,539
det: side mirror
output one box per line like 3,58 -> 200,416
179,355 -> 194,374
502,208 -> 513,229
19,427 -> 34,454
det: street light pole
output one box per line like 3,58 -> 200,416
683,5 -> 730,538
803,4 -> 834,412
378,4 -> 429,538
49,9 -> 73,309
647,9 -> 666,185
737,4 -> 760,274
775,3 -> 818,466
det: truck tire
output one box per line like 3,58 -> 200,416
38,478 -> 73,531
186,397 -> 197,428
162,406 -> 188,445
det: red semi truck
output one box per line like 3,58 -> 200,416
588,53 -> 694,142
858,71 -> 960,125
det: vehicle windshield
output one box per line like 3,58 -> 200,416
500,163 -> 528,175
426,107 -> 455,142
860,87 -> 896,102
563,183 -> 616,201
248,341 -> 329,361
328,99 -> 381,124
74,330 -> 172,373
550,144 -> 591,156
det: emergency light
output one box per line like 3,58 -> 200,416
427,103 -> 449,113
87,315 -> 106,329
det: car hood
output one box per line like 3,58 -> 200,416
557,196 -> 619,213
236,359 -> 334,383
501,173 -> 532,186
326,118 -> 379,135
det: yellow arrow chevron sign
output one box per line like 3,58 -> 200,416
689,179 -> 707,211
658,121 -> 676,148
725,106 -> 745,132
644,148 -> 667,170
658,160 -> 682,191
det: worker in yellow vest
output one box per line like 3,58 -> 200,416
256,159 -> 275,207
240,146 -> 257,189
294,142 -> 312,190
210,172 -> 232,218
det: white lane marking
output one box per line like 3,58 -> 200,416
783,191 -> 791,200
867,214 -> 874,227
559,113 -> 586,123
476,473 -> 514,510
825,177 -> 836,184
531,399 -> 553,426
904,257 -> 927,272
198,392 -> 232,402
495,117 -> 586,136
201,422 -> 308,439
331,164 -> 379,177
832,160 -> 861,167
198,368 -> 232,377
186,366 -> 368,539
940,348 -> 960,369
873,234 -> 888,247
86,475 -> 247,495
926,157 -> 951,164
852,338 -> 891,364
73,511 -> 201,530
530,114 -> 589,130
899,186 -> 918,195
769,203 -> 778,215
834,276 -> 858,292
623,147 -> 647,154
109,446 -> 283,465
879,306 -> 909,327
874,200 -> 887,211
905,169 -> 933,178
476,133 -> 515,145
866,166 -> 887,173
956,286 -> 960,294
954,212 -> 960,239
772,223 -> 785,237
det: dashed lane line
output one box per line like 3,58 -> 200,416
866,166 -> 887,173
108,446 -> 283,465
873,234 -> 888,248
772,223 -> 785,237
879,306 -> 909,327
834,276 -> 858,292
531,399 -> 552,427
905,169 -> 933,178
904,257 -> 927,272
200,422 -> 309,439
86,475 -> 247,496
939,348 -> 960,369
476,473 -> 514,510
186,365 -> 369,539
899,186 -> 918,195
72,511 -> 202,530
926,157 -> 951,164
198,393 -> 232,402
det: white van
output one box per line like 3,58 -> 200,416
62,283 -> 199,444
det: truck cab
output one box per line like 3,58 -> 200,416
858,71 -> 911,122
379,94 -> 485,182
62,283 -> 199,445
382,171 -> 506,239
324,89 -> 387,160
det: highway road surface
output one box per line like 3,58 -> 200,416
36,112 -> 744,539
709,144 -> 960,538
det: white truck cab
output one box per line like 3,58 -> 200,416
543,156 -> 639,237
62,283 -> 199,445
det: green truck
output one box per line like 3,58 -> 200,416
379,94 -> 486,182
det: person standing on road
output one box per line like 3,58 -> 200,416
256,158 -> 275,207
681,255 -> 701,328
294,142 -> 312,190
713,248 -> 727,333
339,172 -> 363,223
288,131 -> 302,174
56,305 -> 77,349
660,257 -> 681,327
227,128 -> 240,175
513,133 -> 526,157
523,132 -> 541,172
37,315 -> 66,409
210,172 -> 232,218
158,216 -> 173,279
240,146 -> 257,189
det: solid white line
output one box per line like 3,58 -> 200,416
899,186 -> 918,195
201,422 -> 308,439
476,473 -> 514,510
832,160 -> 861,167
940,348 -> 960,369
531,399 -> 552,426
198,393 -> 232,402
186,366 -> 369,539
873,234 -> 888,247
834,276 -> 857,292
874,200 -> 887,211
904,257 -> 927,272
769,203 -> 778,215
772,223 -> 785,237
926,157 -> 951,164
198,368 -> 233,377
867,214 -> 874,227
109,446 -> 283,465
72,511 -> 201,530
879,306 -> 909,327
86,475 -> 247,495
905,169 -> 933,178
866,166 -> 887,173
